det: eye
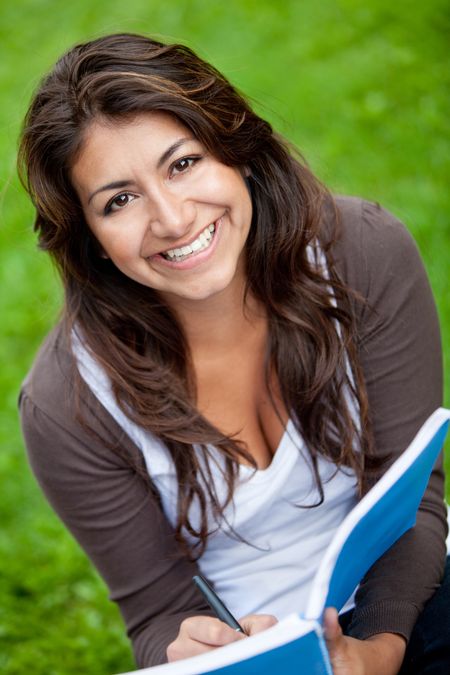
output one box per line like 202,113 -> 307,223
170,156 -> 200,178
104,192 -> 136,215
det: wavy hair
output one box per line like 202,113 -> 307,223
18,33 -> 377,557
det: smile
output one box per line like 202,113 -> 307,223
160,223 -> 216,262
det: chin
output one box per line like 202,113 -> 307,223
178,285 -> 226,302
164,270 -> 238,304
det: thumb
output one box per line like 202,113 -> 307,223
323,607 -> 344,655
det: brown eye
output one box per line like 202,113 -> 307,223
170,156 -> 200,177
104,193 -> 135,215
114,194 -> 130,207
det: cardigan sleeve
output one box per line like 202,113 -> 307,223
332,197 -> 447,641
19,342 -> 213,667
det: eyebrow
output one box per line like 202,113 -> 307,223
87,180 -> 134,205
87,137 -> 193,205
157,137 -> 192,169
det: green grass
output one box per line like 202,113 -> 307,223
0,1 -> 449,673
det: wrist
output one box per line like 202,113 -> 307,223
364,632 -> 406,675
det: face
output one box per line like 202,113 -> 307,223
71,112 -> 253,306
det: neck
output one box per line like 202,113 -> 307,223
160,277 -> 266,353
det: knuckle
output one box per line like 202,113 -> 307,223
209,622 -> 224,643
179,617 -> 189,630
210,620 -> 230,644
179,616 -> 194,634
166,640 -> 181,662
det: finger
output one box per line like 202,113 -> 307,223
167,616 -> 246,662
167,635 -> 217,661
240,613 -> 278,636
181,616 -> 245,647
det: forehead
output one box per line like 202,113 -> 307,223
71,112 -> 195,193
80,111 -> 193,158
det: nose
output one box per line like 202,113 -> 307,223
147,185 -> 196,241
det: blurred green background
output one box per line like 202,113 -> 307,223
0,1 -> 448,673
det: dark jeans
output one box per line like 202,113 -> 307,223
339,556 -> 450,674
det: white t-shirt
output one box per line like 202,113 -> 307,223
73,334 -> 358,620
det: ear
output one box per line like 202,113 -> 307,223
100,250 -> 109,259
242,165 -> 251,177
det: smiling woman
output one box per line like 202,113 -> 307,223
17,33 -> 449,674
71,113 -> 253,301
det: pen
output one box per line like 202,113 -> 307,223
192,574 -> 246,634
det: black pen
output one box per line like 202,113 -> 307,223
193,574 -> 246,634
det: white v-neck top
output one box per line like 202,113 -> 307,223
193,421 -> 358,619
73,334 -> 358,620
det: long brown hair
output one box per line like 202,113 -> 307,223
18,33 -> 376,556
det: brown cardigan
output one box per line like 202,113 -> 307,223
19,197 -> 448,667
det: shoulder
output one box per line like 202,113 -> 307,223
20,322 -> 76,425
322,195 -> 425,299
21,322 -> 112,432
19,322 -> 139,473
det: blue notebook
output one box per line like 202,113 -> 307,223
118,408 -> 450,675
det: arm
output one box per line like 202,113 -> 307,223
20,384 -> 276,665
333,197 -> 447,639
19,337 -> 215,666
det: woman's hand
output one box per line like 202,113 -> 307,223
323,608 -> 406,675
166,613 -> 278,662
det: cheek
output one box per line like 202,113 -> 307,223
195,164 -> 250,205
96,229 -> 137,261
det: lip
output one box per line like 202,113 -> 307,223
151,217 -> 223,271
159,220 -> 218,256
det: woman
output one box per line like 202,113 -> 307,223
18,33 -> 448,673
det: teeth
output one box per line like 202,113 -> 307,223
161,223 -> 216,262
